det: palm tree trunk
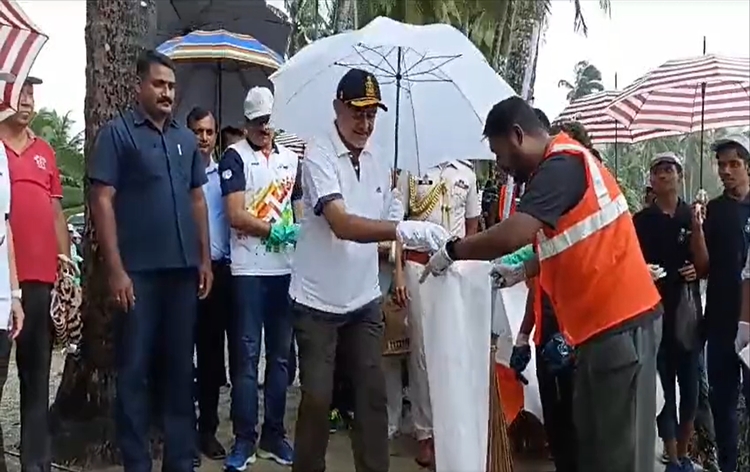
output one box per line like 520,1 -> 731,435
502,0 -> 536,93
50,0 -> 156,465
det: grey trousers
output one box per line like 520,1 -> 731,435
574,314 -> 662,472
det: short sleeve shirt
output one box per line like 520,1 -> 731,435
0,145 -> 10,328
5,132 -> 62,283
86,109 -> 207,272
289,126 -> 392,314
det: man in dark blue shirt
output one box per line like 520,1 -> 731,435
88,50 -> 212,472
698,135 -> 750,472
633,152 -> 706,472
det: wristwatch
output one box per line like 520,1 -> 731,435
11,289 -> 21,301
445,237 -> 461,261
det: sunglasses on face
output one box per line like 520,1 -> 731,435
249,115 -> 271,128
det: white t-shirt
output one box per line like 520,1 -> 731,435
0,145 -> 11,330
220,139 -> 300,276
289,125 -> 402,314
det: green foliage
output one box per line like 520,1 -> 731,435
599,129 -> 749,212
62,185 -> 85,209
558,60 -> 605,101
29,108 -> 85,208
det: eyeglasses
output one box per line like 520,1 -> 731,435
347,105 -> 378,122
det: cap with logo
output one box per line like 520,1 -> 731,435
649,151 -> 683,172
336,68 -> 388,111
711,134 -> 750,158
244,86 -> 274,122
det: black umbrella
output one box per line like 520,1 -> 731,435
155,0 -> 291,58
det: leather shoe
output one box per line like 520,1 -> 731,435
415,437 -> 435,470
199,434 -> 227,460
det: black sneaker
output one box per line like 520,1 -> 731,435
199,433 -> 227,460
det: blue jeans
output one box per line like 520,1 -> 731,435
656,340 -> 700,441
115,269 -> 198,472
230,275 -> 293,443
706,331 -> 750,472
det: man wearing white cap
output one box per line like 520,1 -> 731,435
219,86 -> 301,469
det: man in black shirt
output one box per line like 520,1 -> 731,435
425,97 -> 662,472
633,152 -> 706,472
698,135 -> 750,472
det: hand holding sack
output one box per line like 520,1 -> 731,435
396,220 -> 450,253
490,261 -> 526,288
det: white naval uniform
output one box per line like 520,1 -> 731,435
398,161 -> 480,440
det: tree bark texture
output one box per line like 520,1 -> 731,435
50,0 -> 156,466
503,0 -> 536,94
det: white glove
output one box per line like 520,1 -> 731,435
490,260 -> 526,288
736,321 -> 750,354
420,241 -> 455,283
396,220 -> 450,253
648,264 -> 666,281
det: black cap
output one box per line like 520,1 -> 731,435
24,76 -> 42,85
336,68 -> 387,111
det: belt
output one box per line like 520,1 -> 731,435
212,257 -> 231,266
403,250 -> 429,265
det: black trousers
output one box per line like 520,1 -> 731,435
16,282 -> 54,472
0,330 -> 12,472
195,261 -> 233,437
537,347 -> 577,472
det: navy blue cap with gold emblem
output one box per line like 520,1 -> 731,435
336,68 -> 388,111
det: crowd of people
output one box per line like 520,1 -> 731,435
0,45 -> 747,472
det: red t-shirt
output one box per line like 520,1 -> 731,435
5,132 -> 62,283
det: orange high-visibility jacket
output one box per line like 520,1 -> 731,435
497,182 -> 518,221
533,133 -> 660,345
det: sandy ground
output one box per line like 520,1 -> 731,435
0,349 -> 669,472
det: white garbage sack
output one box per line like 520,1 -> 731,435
419,261 -> 492,472
491,283 -> 544,423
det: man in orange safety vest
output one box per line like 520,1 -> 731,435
423,97 -> 663,472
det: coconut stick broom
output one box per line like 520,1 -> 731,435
487,347 -> 515,472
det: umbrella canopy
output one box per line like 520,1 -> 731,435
606,54 -> 750,133
269,16 -> 516,175
0,0 -> 48,110
155,0 -> 290,58
275,131 -> 306,157
555,91 -> 680,144
158,29 -> 283,69
157,29 -> 282,129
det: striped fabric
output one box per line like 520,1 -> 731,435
157,29 -> 284,70
554,91 -> 680,144
606,55 -> 750,133
0,0 -> 48,110
275,131 -> 306,157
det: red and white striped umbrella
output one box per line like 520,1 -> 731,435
0,0 -> 48,110
554,90 -> 680,144
605,55 -> 750,132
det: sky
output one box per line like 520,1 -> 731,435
16,0 -> 750,135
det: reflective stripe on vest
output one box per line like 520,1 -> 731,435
536,143 -> 628,261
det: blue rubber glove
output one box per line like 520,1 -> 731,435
542,333 -> 576,374
509,344 -> 531,385
264,222 -> 288,251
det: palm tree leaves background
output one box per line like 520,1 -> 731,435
30,108 -> 85,213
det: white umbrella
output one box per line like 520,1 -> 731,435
269,17 -> 516,174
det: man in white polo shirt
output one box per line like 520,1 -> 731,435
289,68 -> 449,472
219,87 -> 301,470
